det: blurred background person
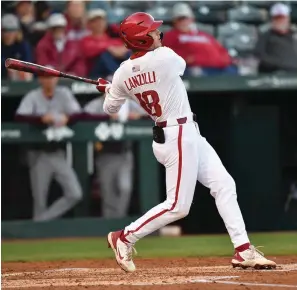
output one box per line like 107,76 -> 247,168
36,13 -> 86,77
254,3 -> 297,73
1,14 -> 33,81
85,0 -> 116,23
13,0 -> 35,42
29,1 -> 52,47
163,3 -> 237,76
15,74 -> 83,222
84,97 -> 146,218
65,0 -> 89,41
81,9 -> 128,79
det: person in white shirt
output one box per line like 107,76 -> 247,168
95,12 -> 276,273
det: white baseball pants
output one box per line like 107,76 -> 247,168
124,121 -> 249,248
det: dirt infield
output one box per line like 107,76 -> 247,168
2,256 -> 297,289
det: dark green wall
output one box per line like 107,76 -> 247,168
2,89 -> 297,236
176,91 -> 297,233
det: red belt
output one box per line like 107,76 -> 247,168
156,117 -> 188,128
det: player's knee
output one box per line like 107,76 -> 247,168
172,206 -> 190,219
211,174 -> 236,198
163,199 -> 190,219
228,176 -> 236,191
176,208 -> 190,219
67,185 -> 83,203
223,174 -> 236,193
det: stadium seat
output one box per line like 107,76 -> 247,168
111,7 -> 133,23
146,6 -> 171,22
160,24 -> 172,33
195,5 -> 226,24
113,1 -> 151,11
194,23 -> 215,35
218,22 -> 258,55
48,1 -> 67,13
154,1 -> 177,8
228,5 -> 268,25
190,1 -> 236,10
291,3 -> 297,24
258,22 -> 271,33
244,1 -> 274,9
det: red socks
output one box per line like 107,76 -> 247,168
235,242 -> 251,252
120,230 -> 131,244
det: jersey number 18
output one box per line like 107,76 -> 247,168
134,90 -> 162,117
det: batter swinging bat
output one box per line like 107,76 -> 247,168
5,58 -> 98,85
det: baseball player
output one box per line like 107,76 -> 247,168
15,75 -> 83,222
84,98 -> 146,218
95,13 -> 276,272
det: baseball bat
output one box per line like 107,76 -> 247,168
5,58 -> 98,85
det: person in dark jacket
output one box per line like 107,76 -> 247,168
14,0 -> 35,42
29,1 -> 51,47
255,3 -> 297,73
1,14 -> 33,80
36,13 -> 86,77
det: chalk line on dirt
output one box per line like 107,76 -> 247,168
212,281 -> 297,288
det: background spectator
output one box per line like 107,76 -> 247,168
163,3 -> 237,76
84,97 -> 146,218
85,0 -> 116,23
1,14 -> 33,81
13,0 -> 35,42
81,9 -> 128,78
36,13 -> 86,77
15,74 -> 83,221
65,0 -> 89,41
35,1 -> 51,22
29,1 -> 51,47
254,3 -> 297,73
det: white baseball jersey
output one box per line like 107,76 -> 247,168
104,46 -> 250,253
103,46 -> 192,122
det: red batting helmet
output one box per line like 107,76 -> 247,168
119,12 -> 163,51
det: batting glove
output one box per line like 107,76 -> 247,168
96,78 -> 111,93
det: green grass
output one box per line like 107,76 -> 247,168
2,232 -> 297,262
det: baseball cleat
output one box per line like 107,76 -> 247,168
107,230 -> 136,273
232,245 -> 276,269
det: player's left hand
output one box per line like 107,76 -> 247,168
96,78 -> 111,93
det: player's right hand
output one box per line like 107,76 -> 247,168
96,78 -> 111,94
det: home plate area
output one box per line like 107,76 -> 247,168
2,258 -> 297,289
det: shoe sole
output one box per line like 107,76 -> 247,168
232,262 -> 277,270
107,233 -> 134,273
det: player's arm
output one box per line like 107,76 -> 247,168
96,71 -> 127,114
15,92 -> 45,124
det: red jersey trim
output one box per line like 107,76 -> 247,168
130,51 -> 149,60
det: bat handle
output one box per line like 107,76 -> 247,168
60,72 -> 99,85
